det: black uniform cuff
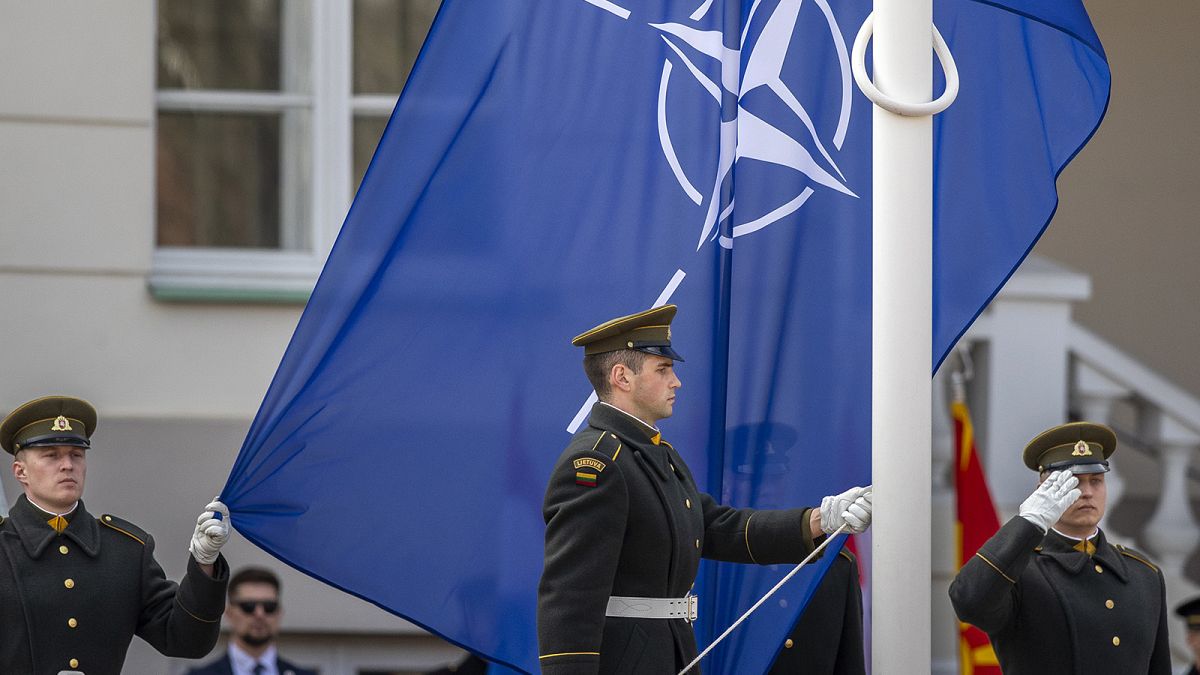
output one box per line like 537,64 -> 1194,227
178,553 -> 230,622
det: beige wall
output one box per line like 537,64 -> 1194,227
0,5 -> 447,672
1033,0 -> 1200,398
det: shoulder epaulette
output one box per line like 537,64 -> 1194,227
838,549 -> 856,563
587,430 -> 624,462
98,513 -> 148,546
1115,544 -> 1159,572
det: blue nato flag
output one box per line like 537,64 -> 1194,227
220,1 -> 1108,672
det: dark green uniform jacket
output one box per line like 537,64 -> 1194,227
538,403 -> 821,675
0,495 -> 229,675
949,517 -> 1170,675
768,549 -> 865,675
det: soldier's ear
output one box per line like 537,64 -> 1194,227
12,459 -> 27,483
609,363 -> 633,393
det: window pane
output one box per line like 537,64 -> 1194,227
158,0 -> 312,92
157,111 -> 311,249
353,0 -> 441,95
353,115 -> 391,194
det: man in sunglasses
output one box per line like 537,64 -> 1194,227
186,566 -> 317,675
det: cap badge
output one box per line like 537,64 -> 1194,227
1072,440 -> 1092,457
50,416 -> 73,432
666,327 -> 672,340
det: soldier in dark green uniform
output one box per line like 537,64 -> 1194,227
1177,596 -> 1200,675
0,395 -> 232,675
537,305 -> 872,674
767,548 -> 865,675
949,422 -> 1171,674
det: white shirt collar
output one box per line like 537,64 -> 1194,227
1051,527 -> 1099,542
598,401 -> 660,434
229,641 -> 278,675
26,497 -> 78,518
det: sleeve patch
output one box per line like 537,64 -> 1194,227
575,471 -> 599,487
574,457 -> 606,472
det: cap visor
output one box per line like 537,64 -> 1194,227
638,345 -> 685,362
19,435 -> 91,450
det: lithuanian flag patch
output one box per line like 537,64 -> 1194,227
575,471 -> 598,487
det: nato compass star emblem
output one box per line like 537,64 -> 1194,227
569,0 -> 860,434
583,0 -> 858,250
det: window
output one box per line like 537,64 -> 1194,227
153,0 -> 440,301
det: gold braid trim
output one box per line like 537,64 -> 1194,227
974,552 -> 1016,584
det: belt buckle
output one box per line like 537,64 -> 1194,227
685,593 -> 698,623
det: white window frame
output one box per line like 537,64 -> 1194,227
151,1 -> 400,303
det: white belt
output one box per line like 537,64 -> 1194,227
606,594 -> 698,622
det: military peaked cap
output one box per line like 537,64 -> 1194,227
572,305 -> 684,361
0,396 -> 98,455
1176,596 -> 1200,630
1022,421 -> 1116,474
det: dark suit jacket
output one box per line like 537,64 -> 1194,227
767,549 -> 865,674
950,517 -> 1170,674
0,495 -> 228,675
184,650 -> 319,675
537,403 -> 822,675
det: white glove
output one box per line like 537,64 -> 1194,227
189,498 -> 230,565
821,485 -> 872,535
1019,470 -> 1080,534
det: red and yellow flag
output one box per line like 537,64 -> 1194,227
952,399 -> 1002,675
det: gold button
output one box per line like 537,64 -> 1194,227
626,341 -> 634,348
1094,564 -> 1103,573
1112,636 -> 1120,646
104,515 -> 112,522
64,578 -> 75,589
784,639 -> 794,649
695,538 -> 700,549
59,545 -> 68,555
1105,599 -> 1114,609
68,618 -> 77,628
685,498 -> 692,508
70,659 -> 79,668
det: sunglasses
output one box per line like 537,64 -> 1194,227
234,600 -> 280,615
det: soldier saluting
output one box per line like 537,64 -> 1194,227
0,395 -> 232,674
537,305 -> 872,674
949,422 -> 1171,674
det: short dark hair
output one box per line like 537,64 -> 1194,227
583,349 -> 649,398
229,566 -> 281,600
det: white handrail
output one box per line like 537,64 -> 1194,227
1069,323 -> 1200,435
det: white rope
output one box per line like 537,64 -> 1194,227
677,523 -> 850,675
850,12 -> 959,117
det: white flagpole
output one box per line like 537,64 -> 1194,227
871,0 -> 932,671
